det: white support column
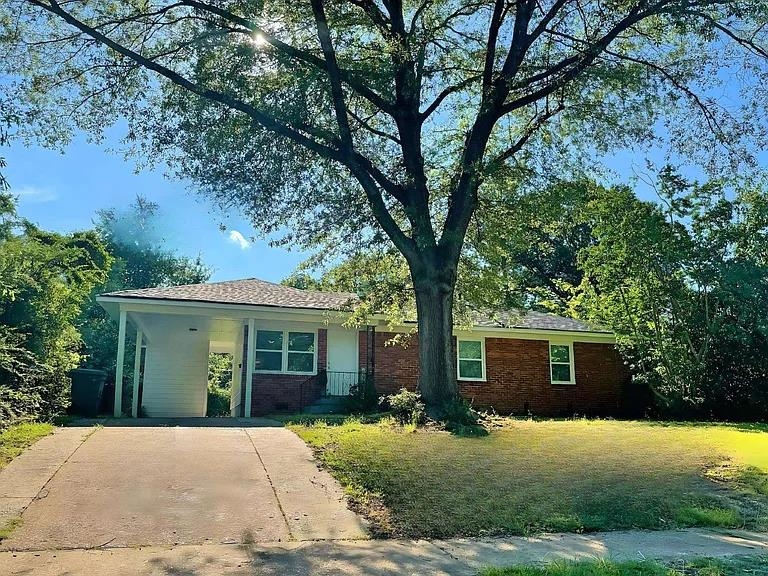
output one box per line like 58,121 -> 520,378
131,330 -> 143,418
244,319 -> 255,418
114,309 -> 127,417
231,327 -> 244,417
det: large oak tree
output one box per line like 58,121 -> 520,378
2,0 -> 766,410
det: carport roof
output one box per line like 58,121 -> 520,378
100,278 -> 358,311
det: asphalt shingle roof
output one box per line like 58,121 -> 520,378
102,278 -> 608,333
101,278 -> 358,311
471,310 -> 608,333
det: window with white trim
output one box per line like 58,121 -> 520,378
549,342 -> 575,384
254,329 -> 316,374
457,338 -> 485,381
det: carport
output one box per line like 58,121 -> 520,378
96,278 -> 360,418
97,302 -> 245,418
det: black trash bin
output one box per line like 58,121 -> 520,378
70,368 -> 107,416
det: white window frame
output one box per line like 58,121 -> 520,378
253,328 -> 318,376
457,337 -> 486,382
549,341 -> 575,385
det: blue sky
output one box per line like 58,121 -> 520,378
5,137 -> 308,283
5,122 -> 759,285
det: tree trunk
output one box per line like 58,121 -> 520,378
412,266 -> 458,413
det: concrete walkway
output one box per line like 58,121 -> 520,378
2,528 -> 768,575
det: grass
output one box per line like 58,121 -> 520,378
479,556 -> 768,576
0,517 -> 22,541
289,418 -> 768,538
0,422 -> 54,471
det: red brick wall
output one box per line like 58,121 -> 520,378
250,329 -> 327,416
369,331 -> 628,416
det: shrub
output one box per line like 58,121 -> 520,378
206,383 -> 230,417
382,389 -> 425,425
440,398 -> 488,436
0,328 -> 69,427
345,373 -> 380,414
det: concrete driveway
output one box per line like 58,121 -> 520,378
0,421 -> 367,551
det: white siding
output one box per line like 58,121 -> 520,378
142,327 -> 209,417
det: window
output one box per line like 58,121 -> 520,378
255,330 -> 283,372
254,329 -> 316,374
550,343 -> 575,384
287,332 -> 315,373
457,338 -> 485,381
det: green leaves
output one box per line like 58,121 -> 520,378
576,170 -> 768,417
0,194 -> 113,421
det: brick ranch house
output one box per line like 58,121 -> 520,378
97,278 -> 630,418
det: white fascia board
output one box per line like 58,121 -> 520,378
386,324 -> 615,343
95,296 -> 355,325
454,326 -> 615,343
95,297 -> 616,343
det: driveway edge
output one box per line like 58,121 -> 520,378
0,426 -> 95,534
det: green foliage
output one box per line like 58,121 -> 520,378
674,505 -> 741,527
479,557 -> 768,576
478,556 -> 768,576
480,560 -> 671,576
206,383 -> 231,417
0,517 -> 22,541
208,353 -> 232,390
0,421 -> 53,469
466,179 -> 599,315
206,353 -> 232,417
344,373 -> 380,414
291,419 -> 768,539
575,170 -> 768,419
440,398 -> 487,436
3,0 -> 767,410
382,389 -> 425,426
283,251 -> 414,329
0,193 -> 111,422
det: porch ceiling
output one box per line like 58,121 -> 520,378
126,311 -> 242,346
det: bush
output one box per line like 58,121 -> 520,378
345,374 -> 380,414
0,328 -> 70,427
206,383 -> 230,417
382,389 -> 425,425
440,398 -> 488,436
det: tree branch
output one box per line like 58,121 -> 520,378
177,0 -> 395,114
311,0 -> 354,151
31,0 -> 342,162
482,0 -> 505,92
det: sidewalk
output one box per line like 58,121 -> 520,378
4,528 -> 768,576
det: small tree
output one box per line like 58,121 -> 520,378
577,170 -> 768,417
3,1 -> 767,412
0,193 -> 111,419
79,196 -> 211,383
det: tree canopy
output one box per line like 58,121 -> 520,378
2,0 -> 767,409
575,171 -> 768,418
0,193 -> 111,422
79,196 -> 211,385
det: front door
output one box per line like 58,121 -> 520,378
326,328 -> 359,395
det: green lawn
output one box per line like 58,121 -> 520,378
480,556 -> 768,576
290,418 -> 768,538
0,422 -> 54,471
